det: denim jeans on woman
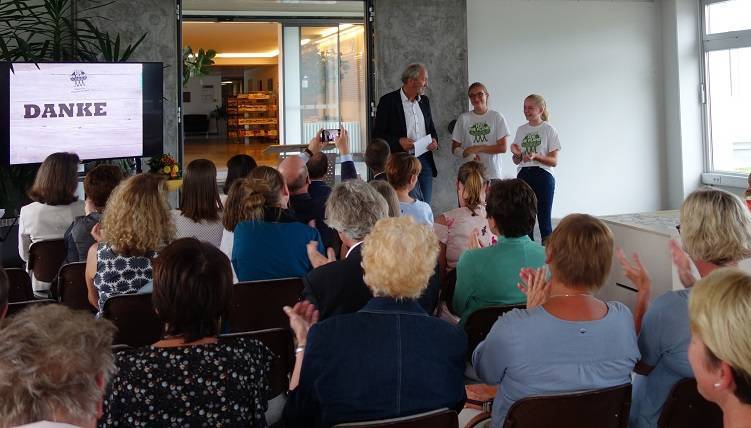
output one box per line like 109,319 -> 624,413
517,166 -> 555,242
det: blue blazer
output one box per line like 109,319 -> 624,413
283,297 -> 467,427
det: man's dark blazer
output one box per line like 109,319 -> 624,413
302,244 -> 443,320
373,89 -> 438,177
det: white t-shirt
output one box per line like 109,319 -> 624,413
399,200 -> 434,226
512,122 -> 561,175
452,110 -> 510,180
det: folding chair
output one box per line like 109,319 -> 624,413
56,262 -> 95,313
102,293 -> 164,347
657,378 -> 723,428
28,239 -> 67,284
333,408 -> 458,428
6,299 -> 56,317
227,277 -> 303,333
220,328 -> 295,398
464,304 -> 526,360
5,267 -> 34,302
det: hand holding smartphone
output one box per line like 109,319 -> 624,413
320,128 -> 340,143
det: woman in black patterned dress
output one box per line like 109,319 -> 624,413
100,238 -> 273,427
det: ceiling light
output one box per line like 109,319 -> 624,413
215,50 -> 279,58
301,38 -> 310,46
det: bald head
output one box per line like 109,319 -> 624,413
278,156 -> 309,195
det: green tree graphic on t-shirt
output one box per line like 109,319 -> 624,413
469,122 -> 491,143
521,133 -> 542,154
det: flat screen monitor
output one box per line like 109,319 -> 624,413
0,62 -> 163,165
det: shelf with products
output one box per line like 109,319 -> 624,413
226,91 -> 278,143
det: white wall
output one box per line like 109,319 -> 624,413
182,75 -> 222,116
467,0 -> 665,218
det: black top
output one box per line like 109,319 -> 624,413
63,212 -> 100,264
101,337 -> 273,427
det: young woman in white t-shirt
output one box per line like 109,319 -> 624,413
510,94 -> 561,244
451,82 -> 510,180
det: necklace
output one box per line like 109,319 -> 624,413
548,293 -> 593,299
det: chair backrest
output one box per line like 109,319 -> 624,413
227,277 -> 303,333
5,267 -> 34,302
102,293 -> 164,347
657,378 -> 723,428
28,239 -> 67,283
439,269 -> 457,314
333,408 -> 458,428
6,299 -> 56,317
502,383 -> 632,428
220,328 -> 294,398
56,262 -> 95,313
464,304 -> 526,360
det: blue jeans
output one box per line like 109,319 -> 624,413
411,155 -> 434,204
518,166 -> 555,242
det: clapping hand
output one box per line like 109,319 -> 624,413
670,239 -> 696,288
283,301 -> 319,345
307,241 -> 336,269
517,266 -> 550,308
616,249 -> 652,298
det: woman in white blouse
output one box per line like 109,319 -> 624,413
171,159 -> 224,247
18,152 -> 84,295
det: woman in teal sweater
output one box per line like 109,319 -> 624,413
453,179 -> 545,325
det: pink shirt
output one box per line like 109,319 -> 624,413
434,206 -> 494,270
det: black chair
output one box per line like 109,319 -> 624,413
227,278 -> 303,333
102,293 -> 164,347
439,269 -> 457,315
464,304 -> 526,360
333,408 -> 458,428
6,299 -> 56,317
220,328 -> 294,398
657,378 -> 723,428
5,267 -> 34,302
501,383 -> 632,428
56,262 -> 95,313
28,239 -> 67,284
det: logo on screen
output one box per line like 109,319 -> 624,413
70,70 -> 87,87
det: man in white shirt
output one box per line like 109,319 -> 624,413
373,63 -> 439,204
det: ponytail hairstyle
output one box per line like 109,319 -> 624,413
457,161 -> 487,216
526,94 -> 549,122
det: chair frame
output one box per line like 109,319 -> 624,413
4,267 -> 34,302
102,293 -> 164,347
227,277 -> 303,333
657,378 -> 723,428
27,239 -> 67,284
332,408 -> 458,427
464,304 -> 526,361
6,299 -> 56,317
55,262 -> 95,313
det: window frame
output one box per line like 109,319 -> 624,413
700,0 -> 751,183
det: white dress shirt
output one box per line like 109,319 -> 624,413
400,88 -> 427,150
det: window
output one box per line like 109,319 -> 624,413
702,0 -> 751,175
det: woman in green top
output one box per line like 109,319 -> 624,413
453,179 -> 545,326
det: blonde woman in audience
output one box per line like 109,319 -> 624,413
622,187 -> 751,428
231,166 -> 323,281
18,152 -> 84,295
85,173 -> 174,317
434,161 -> 492,281
101,238 -> 273,427
0,305 -> 117,428
171,158 -> 224,247
472,214 -> 639,426
386,152 -> 433,225
687,268 -> 751,427
283,217 -> 466,427
368,180 -> 400,218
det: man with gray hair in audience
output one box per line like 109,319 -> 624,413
0,305 -> 117,428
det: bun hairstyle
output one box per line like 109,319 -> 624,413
223,166 -> 288,231
457,161 -> 486,215
526,94 -> 549,122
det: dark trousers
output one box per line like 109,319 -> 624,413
518,166 -> 555,242
410,154 -> 434,204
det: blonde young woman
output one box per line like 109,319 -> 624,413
620,187 -> 751,428
85,174 -> 174,317
688,268 -> 751,428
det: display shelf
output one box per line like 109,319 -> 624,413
226,91 -> 278,144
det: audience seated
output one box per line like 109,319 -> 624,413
472,214 -> 640,426
232,166 -> 323,281
283,217 -> 467,427
0,305 -> 117,427
386,153 -> 433,225
434,161 -> 492,281
85,174 -> 174,317
687,268 -> 751,428
171,159 -> 224,247
63,165 -> 123,264
302,180 -> 389,320
18,152 -> 84,295
222,154 -> 257,204
220,177 -> 263,282
369,180 -> 401,218
298,128 -> 358,192
365,138 -> 390,182
0,268 -> 8,319
101,238 -> 273,426
624,187 -> 751,428
453,179 -> 544,324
